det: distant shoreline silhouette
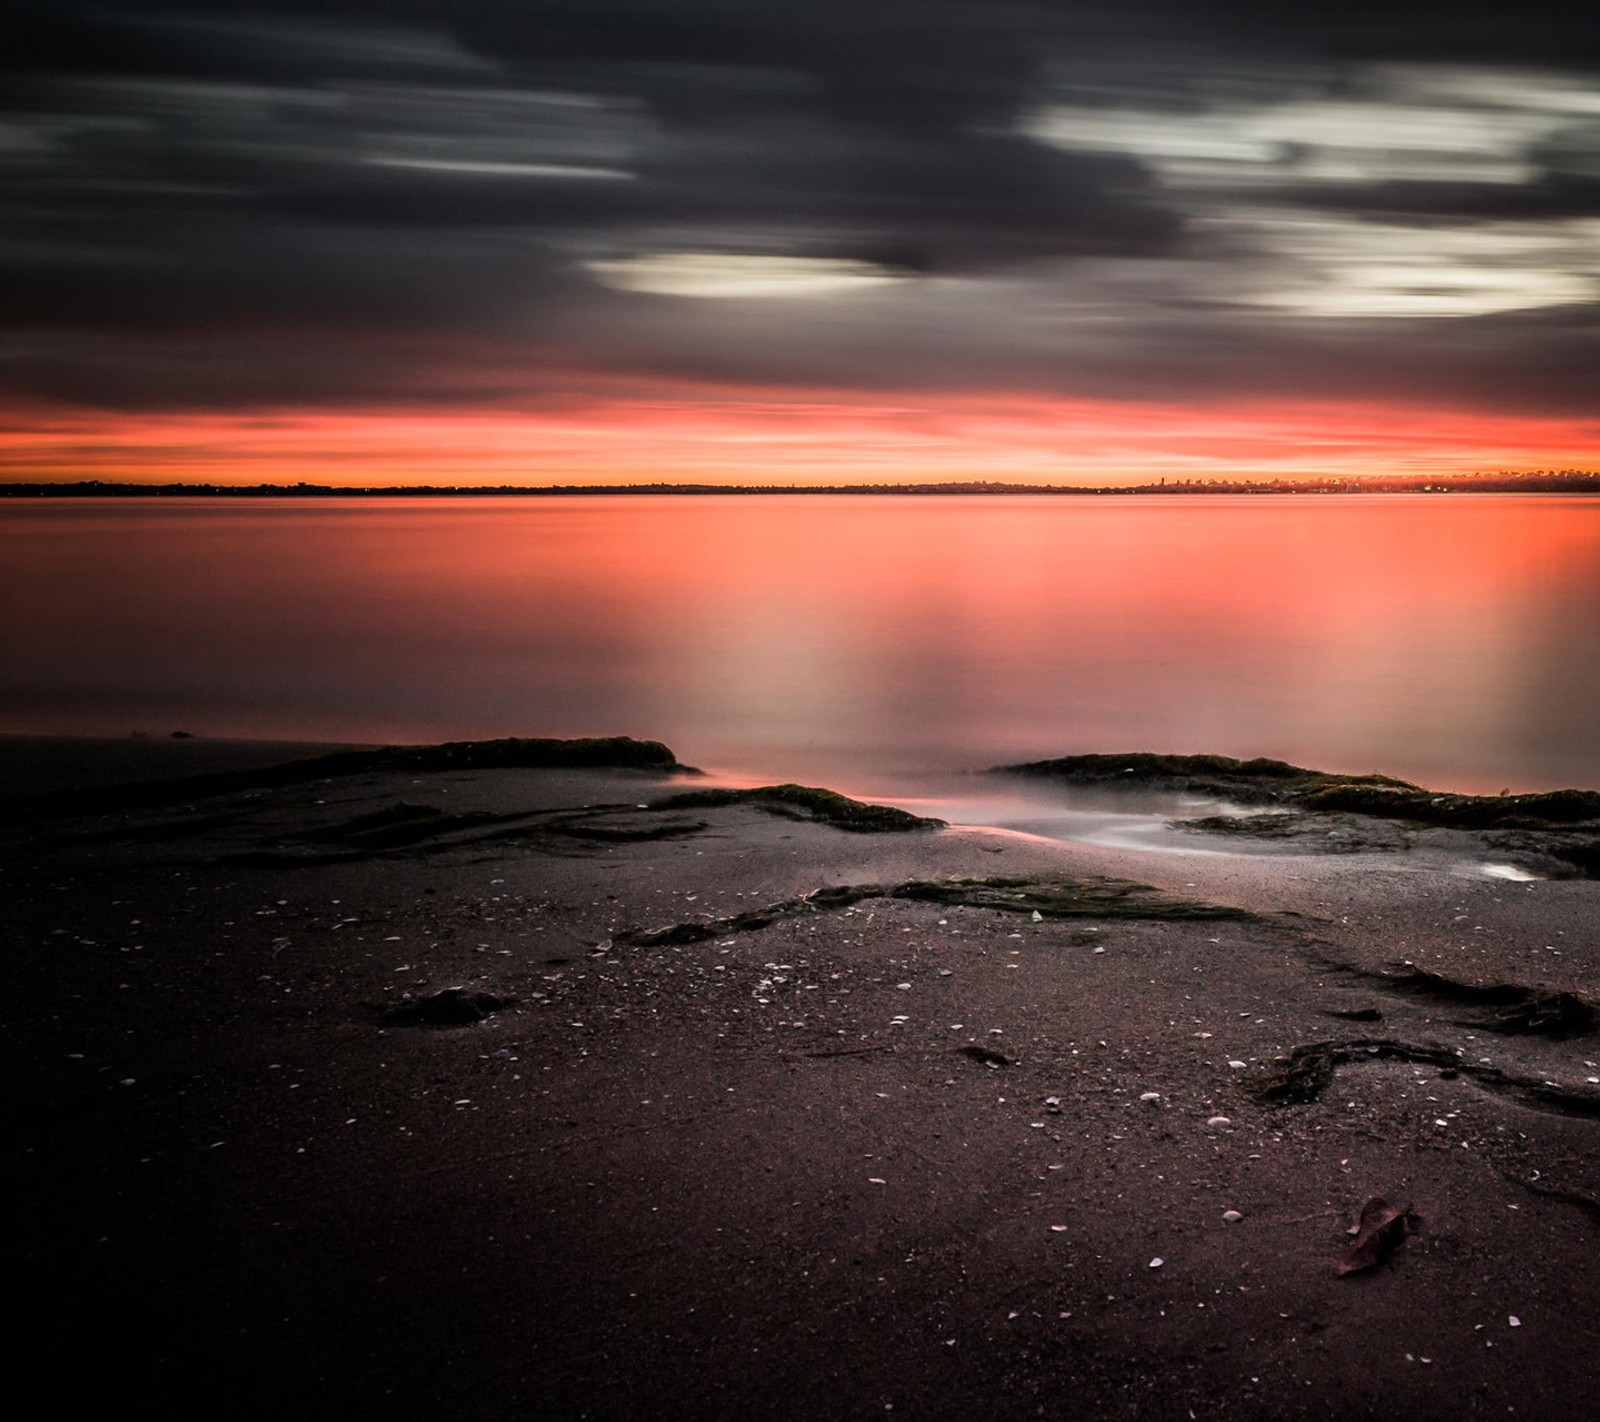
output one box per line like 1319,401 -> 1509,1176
4,472 -> 1598,498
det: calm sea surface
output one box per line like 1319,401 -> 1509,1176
4,494 -> 1599,797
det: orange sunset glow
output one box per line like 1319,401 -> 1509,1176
3,392 -> 1594,487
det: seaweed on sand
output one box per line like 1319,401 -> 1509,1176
1336,1199 -> 1420,1277
648,784 -> 945,834
957,1045 -> 1016,1067
617,874 -> 1253,947
1319,960 -> 1597,1039
617,885 -> 875,947
225,801 -> 715,865
889,875 -> 1253,921
1252,1039 -> 1600,1117
539,813 -> 709,844
304,802 -> 501,850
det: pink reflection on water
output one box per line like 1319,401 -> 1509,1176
2,494 -> 1597,793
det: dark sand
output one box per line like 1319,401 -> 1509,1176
4,737 -> 1598,1420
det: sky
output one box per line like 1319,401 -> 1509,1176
2,0 -> 1597,486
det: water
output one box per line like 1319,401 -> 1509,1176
4,494 -> 1599,797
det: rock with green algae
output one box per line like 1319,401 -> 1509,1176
996,751 -> 1600,832
3,735 -> 688,824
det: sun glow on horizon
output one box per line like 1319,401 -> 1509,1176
0,391 -> 1594,488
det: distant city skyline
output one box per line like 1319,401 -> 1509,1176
10,469 -> 1600,498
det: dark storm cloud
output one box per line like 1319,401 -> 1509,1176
1289,174 -> 1600,223
2,3 -> 491,86
444,0 -> 1057,133
1,0 -> 1596,416
269,125 -> 1175,271
1200,1 -> 1600,69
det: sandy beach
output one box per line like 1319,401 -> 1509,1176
4,735 -> 1598,1420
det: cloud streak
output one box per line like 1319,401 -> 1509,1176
1,1 -> 1596,478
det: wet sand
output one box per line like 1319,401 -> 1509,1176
4,737 -> 1598,1420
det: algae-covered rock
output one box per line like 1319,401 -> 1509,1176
321,736 -> 683,775
993,752 -> 1415,806
996,752 -> 1600,834
4,735 -> 688,824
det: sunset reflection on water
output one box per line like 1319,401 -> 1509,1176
3,494 -> 1598,795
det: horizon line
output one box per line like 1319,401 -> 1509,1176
4,471 -> 1599,498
